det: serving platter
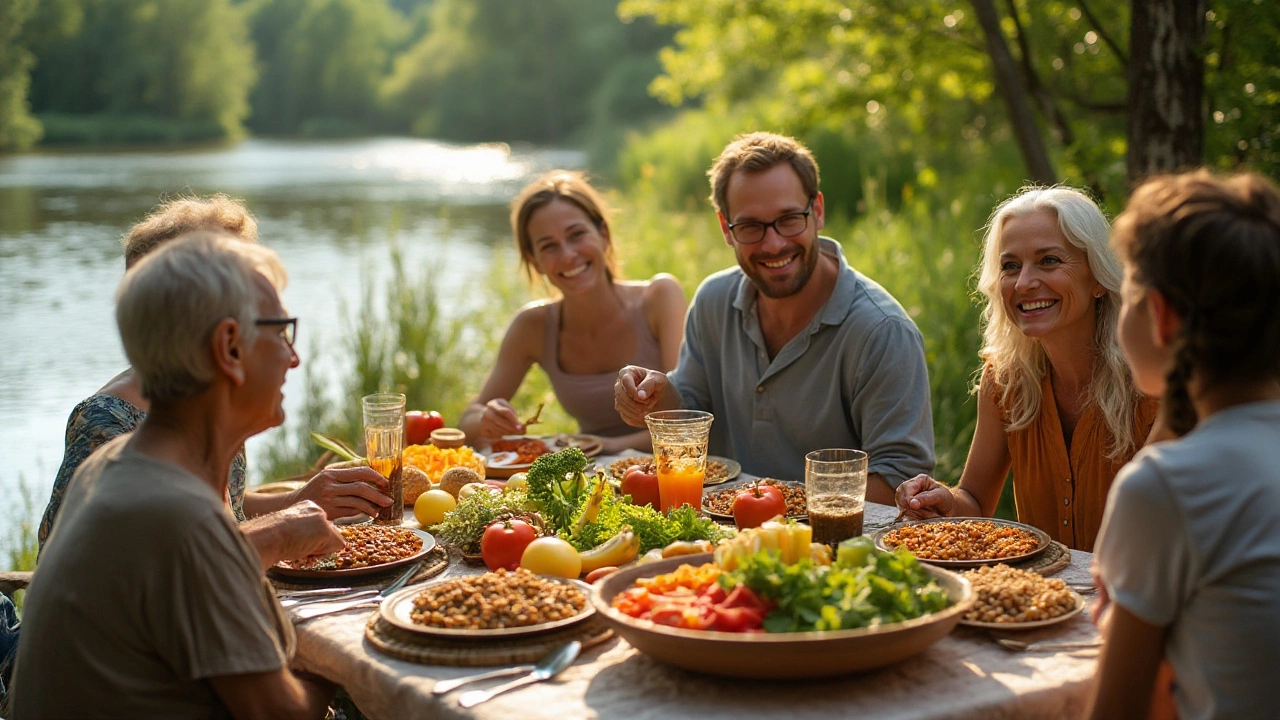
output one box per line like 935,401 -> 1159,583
482,434 -> 604,479
871,517 -> 1052,569
379,576 -> 595,638
270,528 -> 435,580
605,455 -> 741,486
591,553 -> 973,679
958,590 -> 1087,630
702,479 -> 806,522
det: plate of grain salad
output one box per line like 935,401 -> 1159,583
271,526 -> 436,579
871,517 -> 1051,568
956,564 -> 1086,630
379,568 -> 595,638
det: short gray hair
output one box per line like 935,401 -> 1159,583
115,230 -> 288,403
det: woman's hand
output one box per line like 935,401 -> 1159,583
479,398 -> 525,440
292,466 -> 392,520
894,474 -> 956,519
240,500 -> 345,569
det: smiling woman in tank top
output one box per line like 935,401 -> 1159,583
459,171 -> 686,453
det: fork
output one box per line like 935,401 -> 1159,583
997,638 -> 1102,652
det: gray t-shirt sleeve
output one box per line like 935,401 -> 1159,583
850,317 -> 935,487
1094,455 -> 1190,627
668,289 -> 713,413
154,514 -> 288,680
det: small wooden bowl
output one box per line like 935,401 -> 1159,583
430,428 -> 467,449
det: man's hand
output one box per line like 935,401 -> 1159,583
241,500 -> 344,569
614,365 -> 680,427
894,474 -> 955,519
292,466 -> 392,520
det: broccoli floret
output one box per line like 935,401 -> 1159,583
524,447 -> 590,533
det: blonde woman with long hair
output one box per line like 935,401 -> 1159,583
895,186 -> 1159,551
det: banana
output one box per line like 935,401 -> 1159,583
570,476 -> 609,538
580,526 -> 640,573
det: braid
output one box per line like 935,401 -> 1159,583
1163,333 -> 1199,437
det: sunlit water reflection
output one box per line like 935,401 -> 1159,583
0,137 -> 583,547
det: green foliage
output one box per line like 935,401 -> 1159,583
4,474 -> 38,575
36,113 -> 226,145
0,0 -> 42,151
25,0 -> 256,139
428,489 -> 535,554
524,447 -> 592,532
580,495 -> 729,553
247,0 -> 404,135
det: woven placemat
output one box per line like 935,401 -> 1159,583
365,614 -> 614,667
1011,540 -> 1071,576
269,545 -> 449,593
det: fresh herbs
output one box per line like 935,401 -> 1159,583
428,489 -> 536,554
720,539 -> 950,632
525,447 -> 729,552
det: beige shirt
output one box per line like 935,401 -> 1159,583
11,435 -> 293,719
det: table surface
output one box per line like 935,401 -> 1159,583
291,459 -> 1102,720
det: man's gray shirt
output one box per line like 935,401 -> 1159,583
668,238 -> 934,485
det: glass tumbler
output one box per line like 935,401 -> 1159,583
362,392 -> 406,525
805,448 -> 868,546
645,410 -> 714,513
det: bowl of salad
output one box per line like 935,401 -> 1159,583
590,531 -> 973,679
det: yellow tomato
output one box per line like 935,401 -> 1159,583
519,537 -> 582,579
414,489 -> 456,526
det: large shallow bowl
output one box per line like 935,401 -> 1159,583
591,553 -> 972,679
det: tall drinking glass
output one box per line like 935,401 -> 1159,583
805,449 -> 868,546
362,393 -> 406,525
645,410 -> 714,513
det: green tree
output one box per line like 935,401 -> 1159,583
26,0 -> 257,138
247,0 -> 404,135
0,0 -> 42,150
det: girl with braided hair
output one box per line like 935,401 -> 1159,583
1088,171 -> 1280,720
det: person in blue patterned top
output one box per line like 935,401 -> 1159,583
39,195 -> 393,567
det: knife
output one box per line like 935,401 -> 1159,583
291,565 -> 419,622
281,589 -> 379,609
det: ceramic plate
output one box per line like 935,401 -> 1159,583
872,517 -> 1052,569
270,528 -> 435,579
958,590 -> 1087,630
482,434 -> 604,479
605,455 -> 740,485
379,575 -> 595,638
702,479 -> 806,522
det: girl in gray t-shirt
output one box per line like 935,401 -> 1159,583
1088,170 -> 1280,720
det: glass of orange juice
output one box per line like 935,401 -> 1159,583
645,410 -> 714,513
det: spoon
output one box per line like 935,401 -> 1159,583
456,640 -> 581,708
997,638 -> 1102,652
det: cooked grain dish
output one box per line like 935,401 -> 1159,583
880,519 -> 1042,561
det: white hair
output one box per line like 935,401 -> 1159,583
975,186 -> 1139,459
115,230 -> 288,402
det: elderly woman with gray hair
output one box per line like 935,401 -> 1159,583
12,231 -> 336,719
895,187 -> 1161,551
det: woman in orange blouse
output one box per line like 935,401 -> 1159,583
895,186 -> 1159,551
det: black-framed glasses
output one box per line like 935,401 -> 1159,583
725,196 -> 814,245
255,317 -> 298,348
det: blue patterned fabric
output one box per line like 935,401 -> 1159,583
39,394 -> 247,553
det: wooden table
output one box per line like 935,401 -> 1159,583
291,462 -> 1102,720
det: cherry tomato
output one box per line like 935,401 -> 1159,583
621,465 -> 661,508
732,483 -> 787,530
480,519 -> 537,571
405,410 -> 445,446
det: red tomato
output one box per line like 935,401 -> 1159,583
712,606 -> 765,632
732,483 -> 786,530
621,465 -> 661,508
405,410 -> 445,446
480,519 -> 537,571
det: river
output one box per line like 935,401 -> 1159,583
0,137 -> 584,559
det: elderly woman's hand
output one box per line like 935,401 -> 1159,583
241,500 -> 345,569
894,474 -> 956,519
293,466 -> 392,520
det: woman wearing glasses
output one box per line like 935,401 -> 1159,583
459,171 -> 687,453
39,195 -> 391,566
894,186 -> 1161,552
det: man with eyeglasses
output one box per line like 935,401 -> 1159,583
615,132 -> 933,503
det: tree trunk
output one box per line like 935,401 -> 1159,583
1127,0 -> 1205,185
970,0 -> 1057,185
